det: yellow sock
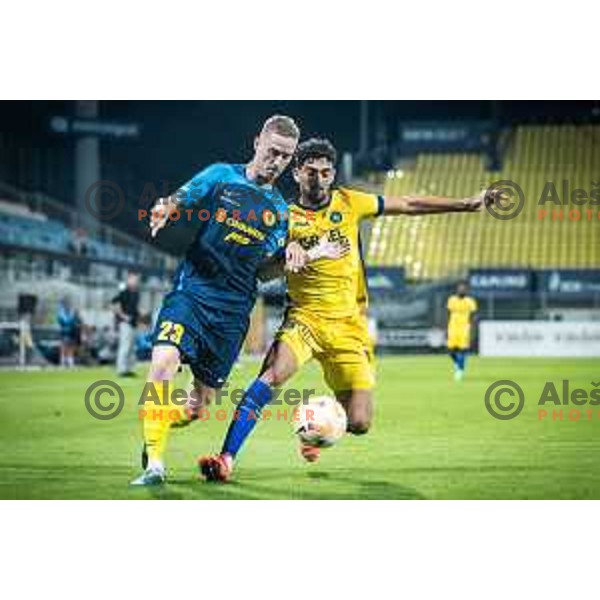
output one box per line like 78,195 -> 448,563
143,380 -> 181,466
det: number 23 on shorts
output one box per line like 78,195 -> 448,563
157,321 -> 185,345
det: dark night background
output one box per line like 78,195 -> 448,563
1,100 -> 598,244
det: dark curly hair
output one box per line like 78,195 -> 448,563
294,138 -> 337,168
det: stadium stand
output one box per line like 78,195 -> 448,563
0,180 -> 175,361
367,125 -> 600,280
0,180 -> 177,271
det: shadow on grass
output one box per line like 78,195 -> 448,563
160,467 -> 426,500
0,462 -> 560,500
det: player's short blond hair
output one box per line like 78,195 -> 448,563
261,115 -> 300,139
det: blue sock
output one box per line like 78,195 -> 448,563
457,352 -> 466,371
449,352 -> 459,368
221,378 -> 273,458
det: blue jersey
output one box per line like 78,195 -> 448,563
153,163 -> 288,386
57,306 -> 79,338
173,163 -> 288,313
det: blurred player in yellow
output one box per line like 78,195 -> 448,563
200,138 -> 497,481
447,281 -> 478,381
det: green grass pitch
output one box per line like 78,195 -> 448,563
0,356 -> 599,499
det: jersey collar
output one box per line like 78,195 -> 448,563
293,190 -> 334,211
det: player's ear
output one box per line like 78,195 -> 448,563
292,167 -> 301,184
253,135 -> 260,153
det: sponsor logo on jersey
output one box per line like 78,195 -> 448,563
330,211 -> 343,224
225,217 -> 266,241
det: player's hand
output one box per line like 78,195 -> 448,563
466,188 -> 504,212
307,234 -> 351,261
482,187 -> 506,209
285,241 -> 307,273
149,196 -> 178,238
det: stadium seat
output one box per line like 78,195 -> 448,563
366,125 -> 600,279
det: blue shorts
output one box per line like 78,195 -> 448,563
152,289 -> 250,388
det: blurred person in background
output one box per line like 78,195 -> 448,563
112,272 -> 140,377
135,313 -> 154,362
447,281 -> 478,381
57,298 -> 81,368
68,228 -> 88,256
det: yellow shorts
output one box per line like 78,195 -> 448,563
276,308 -> 375,392
447,327 -> 471,350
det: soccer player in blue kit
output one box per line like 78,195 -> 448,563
130,116 -> 343,486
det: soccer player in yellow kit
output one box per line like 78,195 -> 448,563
447,281 -> 478,381
200,138 -> 496,480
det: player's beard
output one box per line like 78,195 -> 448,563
265,165 -> 279,179
250,160 -> 280,186
304,182 -> 328,206
257,168 -> 278,185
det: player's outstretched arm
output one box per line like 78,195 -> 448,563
381,188 -> 499,216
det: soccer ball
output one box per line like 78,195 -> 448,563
293,395 -> 347,448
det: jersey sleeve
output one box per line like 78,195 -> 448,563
447,296 -> 454,311
175,163 -> 229,208
470,298 -> 478,313
349,189 -> 385,221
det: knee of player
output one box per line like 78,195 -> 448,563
149,363 -> 175,382
149,348 -> 179,381
347,417 -> 371,436
263,364 -> 289,388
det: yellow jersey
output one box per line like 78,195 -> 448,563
286,187 -> 383,319
447,295 -> 478,330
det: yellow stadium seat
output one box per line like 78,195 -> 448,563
366,126 -> 600,279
